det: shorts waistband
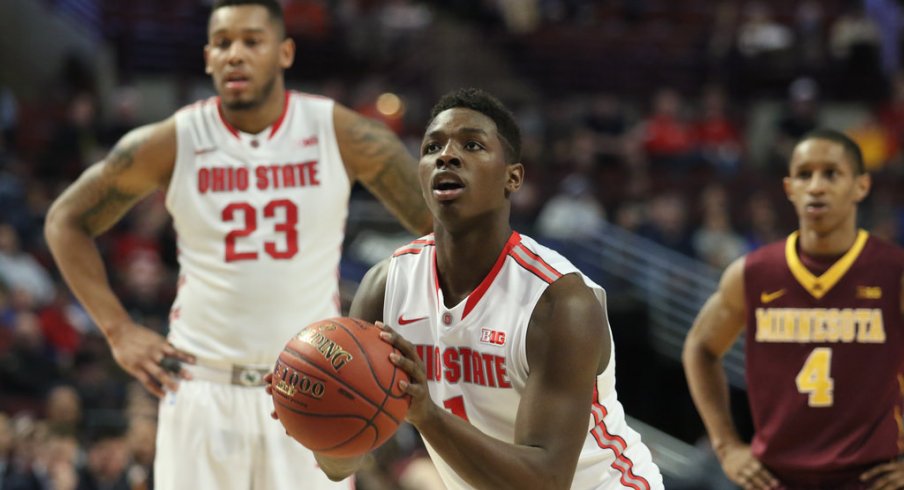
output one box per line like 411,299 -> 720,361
186,359 -> 272,387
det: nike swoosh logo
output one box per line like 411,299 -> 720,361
760,289 -> 786,304
397,315 -> 428,326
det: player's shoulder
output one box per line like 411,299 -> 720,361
865,233 -> 904,263
175,95 -> 218,116
743,236 -> 788,270
392,234 -> 436,258
288,90 -> 335,110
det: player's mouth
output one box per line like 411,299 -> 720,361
224,73 -> 251,91
804,201 -> 828,216
432,172 -> 465,201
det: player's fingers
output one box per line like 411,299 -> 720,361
398,379 -> 426,398
162,343 -> 196,364
389,352 -> 423,381
135,370 -> 165,398
145,361 -> 180,393
862,462 -> 897,481
869,468 -> 904,490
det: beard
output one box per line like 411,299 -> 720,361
222,75 -> 277,111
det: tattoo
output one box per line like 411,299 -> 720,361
346,118 -> 431,234
107,136 -> 143,173
77,186 -> 138,236
76,135 -> 146,235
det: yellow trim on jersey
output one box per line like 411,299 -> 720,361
785,229 -> 869,300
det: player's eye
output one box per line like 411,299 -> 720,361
464,141 -> 484,151
214,39 -> 231,49
245,38 -> 260,48
422,142 -> 441,155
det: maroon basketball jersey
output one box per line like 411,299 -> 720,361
744,230 -> 904,487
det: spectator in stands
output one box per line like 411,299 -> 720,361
636,88 -> 698,171
741,190 -> 784,251
535,173 -> 606,241
44,386 -> 82,437
0,223 -> 54,309
691,184 -> 746,269
639,192 -> 695,258
771,77 -> 821,174
829,4 -> 885,100
693,85 -> 743,175
77,418 -> 142,490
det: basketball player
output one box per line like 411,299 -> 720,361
305,88 -> 663,489
683,129 -> 904,489
43,1 -> 430,489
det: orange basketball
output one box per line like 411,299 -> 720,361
270,317 -> 410,457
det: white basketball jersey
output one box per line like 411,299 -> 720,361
384,232 -> 663,490
166,92 -> 349,365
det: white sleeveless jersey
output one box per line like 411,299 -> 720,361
166,92 -> 349,365
384,232 -> 663,490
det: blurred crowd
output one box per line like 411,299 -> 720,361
3,0 -> 904,488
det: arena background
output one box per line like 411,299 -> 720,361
1,0 -> 903,488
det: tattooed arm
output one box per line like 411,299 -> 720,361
334,104 -> 432,235
45,118 -> 195,397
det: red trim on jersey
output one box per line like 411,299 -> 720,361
216,97 -> 240,139
509,243 -> 562,284
590,387 -> 651,490
392,237 -> 436,257
461,231 -> 521,319
268,91 -> 290,140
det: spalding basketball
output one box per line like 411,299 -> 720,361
271,317 -> 410,457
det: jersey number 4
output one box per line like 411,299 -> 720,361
795,347 -> 834,407
222,200 -> 298,262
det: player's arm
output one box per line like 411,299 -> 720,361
333,104 -> 432,235
44,118 -> 195,397
312,258 -> 390,480
682,258 -> 747,455
383,273 -> 608,489
682,258 -> 778,489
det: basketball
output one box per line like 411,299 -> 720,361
270,317 -> 410,457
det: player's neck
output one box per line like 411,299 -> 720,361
220,86 -> 287,135
797,220 -> 860,257
433,222 -> 513,307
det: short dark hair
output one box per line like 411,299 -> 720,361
428,88 -> 522,163
799,128 -> 865,175
210,0 -> 285,37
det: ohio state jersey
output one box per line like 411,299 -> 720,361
744,230 -> 904,487
384,232 -> 662,490
165,92 -> 349,365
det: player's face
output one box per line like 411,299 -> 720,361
783,138 -> 870,234
204,5 -> 294,111
419,108 -> 523,230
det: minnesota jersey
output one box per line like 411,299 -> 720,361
744,230 -> 904,486
165,92 -> 349,365
384,231 -> 663,490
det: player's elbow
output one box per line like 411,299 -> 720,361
681,332 -> 717,371
43,200 -> 71,248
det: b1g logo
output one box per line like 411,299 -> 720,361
273,363 -> 326,399
480,328 -> 506,346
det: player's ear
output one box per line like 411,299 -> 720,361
853,172 -> 871,203
204,44 -> 213,75
279,37 -> 295,70
504,162 -> 524,197
782,175 -> 792,201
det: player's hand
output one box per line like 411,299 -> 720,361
106,321 -> 195,397
378,322 -> 437,428
718,442 -> 779,490
861,459 -> 904,489
263,372 -> 282,422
